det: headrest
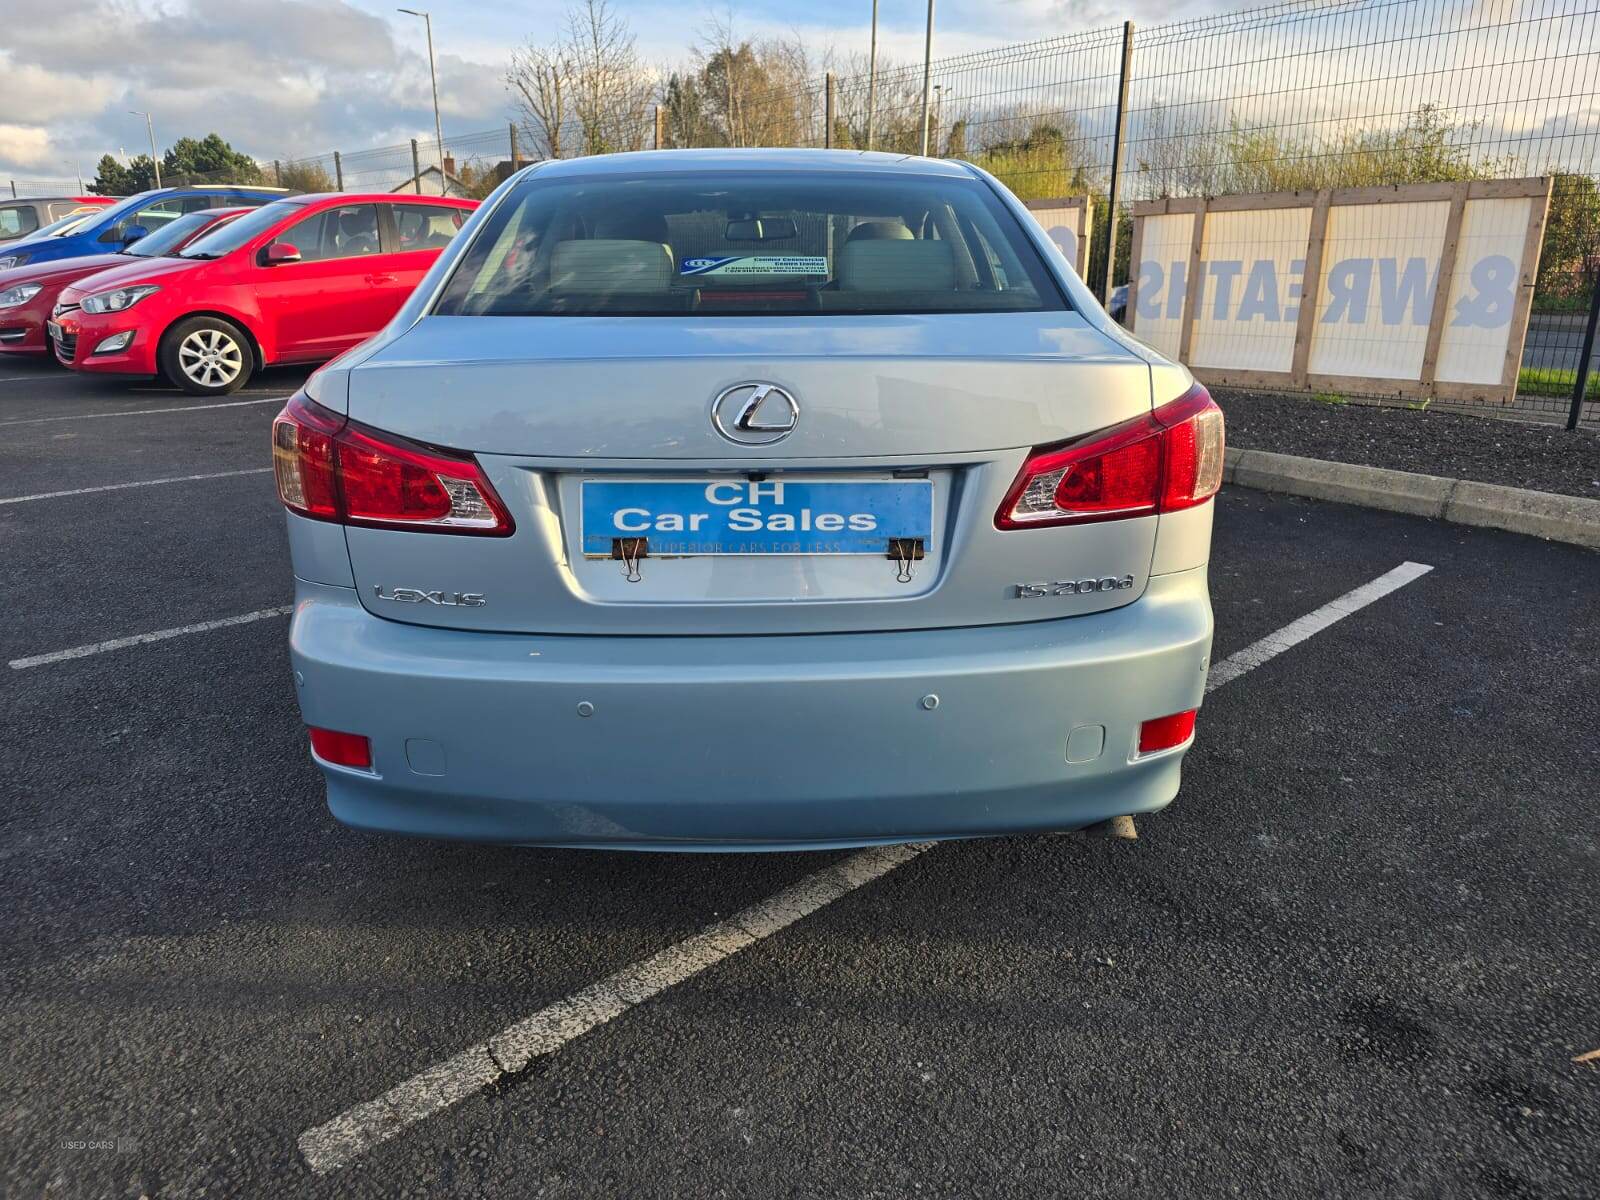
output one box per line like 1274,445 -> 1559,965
549,239 -> 674,292
592,214 -> 671,245
837,239 -> 958,292
847,220 -> 914,242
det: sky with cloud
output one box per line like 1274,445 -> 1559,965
0,0 -> 1223,188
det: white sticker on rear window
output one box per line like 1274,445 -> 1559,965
680,256 -> 829,277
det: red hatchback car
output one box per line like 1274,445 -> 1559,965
51,193 -> 476,394
0,208 -> 246,360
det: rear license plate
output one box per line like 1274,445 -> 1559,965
46,321 -> 61,340
581,479 -> 932,556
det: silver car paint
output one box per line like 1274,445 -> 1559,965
290,565 -> 1210,849
285,149 -> 1215,847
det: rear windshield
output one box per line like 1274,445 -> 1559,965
0,205 -> 40,238
433,170 -> 1066,317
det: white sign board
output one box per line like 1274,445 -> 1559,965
1023,197 -> 1094,278
1127,179 -> 1551,403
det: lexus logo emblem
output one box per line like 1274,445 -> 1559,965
711,382 -> 799,445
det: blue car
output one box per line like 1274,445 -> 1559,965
0,186 -> 287,271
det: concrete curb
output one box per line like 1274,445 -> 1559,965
1223,448 -> 1600,551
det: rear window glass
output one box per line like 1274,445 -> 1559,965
433,171 -> 1066,317
393,203 -> 466,251
1,206 -> 39,238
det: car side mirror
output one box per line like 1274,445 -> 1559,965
122,224 -> 150,247
264,242 -> 302,265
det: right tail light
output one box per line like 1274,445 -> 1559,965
272,391 -> 514,536
996,383 -> 1224,529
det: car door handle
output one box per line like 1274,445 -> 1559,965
364,273 -> 397,285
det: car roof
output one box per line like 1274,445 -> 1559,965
289,192 -> 476,205
526,148 -> 980,180
3,196 -> 113,204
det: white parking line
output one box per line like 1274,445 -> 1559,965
0,467 -> 272,506
1205,561 -> 1433,692
7,606 -> 293,670
0,396 -> 283,427
295,558 -> 1436,1175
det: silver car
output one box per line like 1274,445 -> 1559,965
274,149 -> 1222,850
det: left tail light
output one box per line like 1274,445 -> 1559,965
272,392 -> 514,535
996,383 -> 1224,529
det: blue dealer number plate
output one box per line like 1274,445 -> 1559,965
581,479 -> 932,556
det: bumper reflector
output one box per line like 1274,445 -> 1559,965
308,726 -> 372,770
1138,710 -> 1197,755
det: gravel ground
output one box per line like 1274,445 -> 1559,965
1213,388 -> 1600,500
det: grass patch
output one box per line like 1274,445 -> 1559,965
1519,365 -> 1599,398
1312,391 -> 1349,406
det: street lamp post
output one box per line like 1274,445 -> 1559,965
866,0 -> 879,151
398,8 -> 446,196
919,0 -> 936,157
128,111 -> 161,187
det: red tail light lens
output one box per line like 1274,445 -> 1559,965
272,392 -> 514,535
1138,710 -> 1198,755
308,726 -> 372,770
996,383 -> 1224,529
272,393 -> 341,518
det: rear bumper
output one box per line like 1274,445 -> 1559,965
288,568 -> 1214,850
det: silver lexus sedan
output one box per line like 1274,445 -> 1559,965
273,149 -> 1221,850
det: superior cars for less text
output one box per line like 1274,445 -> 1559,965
51,193 -> 476,392
273,149 -> 1221,850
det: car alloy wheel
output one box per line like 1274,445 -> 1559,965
177,327 -> 244,389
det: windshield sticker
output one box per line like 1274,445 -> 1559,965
680,255 -> 828,277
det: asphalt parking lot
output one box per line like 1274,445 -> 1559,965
3,357 -> 1598,1199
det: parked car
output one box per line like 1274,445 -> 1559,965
0,207 -> 247,359
52,193 -> 476,393
1108,282 -> 1128,324
271,150 -> 1222,850
0,186 -> 286,270
0,195 -> 116,244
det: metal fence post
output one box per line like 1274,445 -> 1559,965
333,151 -> 344,192
1102,20 -> 1135,304
1568,275 -> 1600,430
411,140 -> 422,194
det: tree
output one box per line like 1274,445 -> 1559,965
277,160 -> 337,192
660,71 -> 710,149
506,0 -> 653,159
1537,173 -> 1600,309
89,154 -> 136,195
508,40 -> 571,159
162,133 -> 261,183
694,22 -> 814,149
